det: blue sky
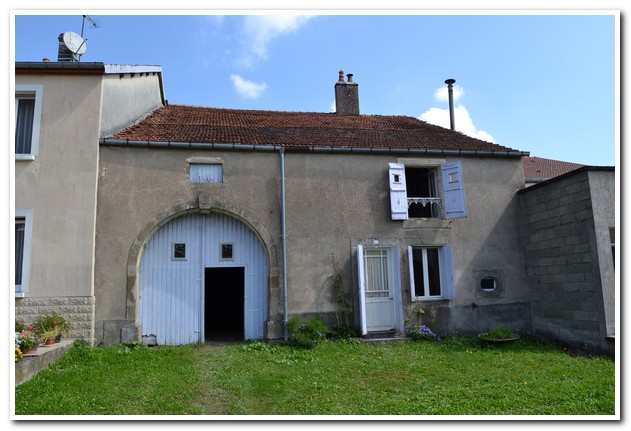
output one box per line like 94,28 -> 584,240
12,11 -> 618,166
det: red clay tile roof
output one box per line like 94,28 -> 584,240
112,105 -> 525,154
522,156 -> 584,180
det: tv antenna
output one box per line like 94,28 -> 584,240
81,15 -> 99,38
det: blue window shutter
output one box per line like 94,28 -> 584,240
439,245 -> 455,300
357,245 -> 367,335
389,163 -> 408,220
441,161 -> 467,219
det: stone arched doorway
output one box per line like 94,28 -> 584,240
126,200 -> 281,345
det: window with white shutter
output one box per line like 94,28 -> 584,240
389,161 -> 467,220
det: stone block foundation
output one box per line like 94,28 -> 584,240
15,296 -> 95,346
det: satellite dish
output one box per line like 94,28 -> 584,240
62,31 -> 87,55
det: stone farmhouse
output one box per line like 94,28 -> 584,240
14,59 -> 615,354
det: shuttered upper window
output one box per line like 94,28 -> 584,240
389,161 -> 467,221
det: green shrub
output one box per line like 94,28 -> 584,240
330,325 -> 359,340
286,316 -> 328,348
479,327 -> 518,340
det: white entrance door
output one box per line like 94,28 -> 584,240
357,245 -> 398,334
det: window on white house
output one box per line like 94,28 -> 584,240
389,161 -> 467,220
15,85 -> 43,160
15,210 -> 33,296
15,220 -> 25,286
408,245 -> 455,301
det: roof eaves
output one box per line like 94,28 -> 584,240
100,137 -> 529,157
15,61 -> 106,74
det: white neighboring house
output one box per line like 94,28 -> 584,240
14,60 -> 165,345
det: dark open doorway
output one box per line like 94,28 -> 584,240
205,267 -> 244,342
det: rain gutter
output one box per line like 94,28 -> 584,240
98,138 -> 529,157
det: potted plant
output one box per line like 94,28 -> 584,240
33,312 -> 69,343
40,328 -> 61,346
16,326 -> 38,354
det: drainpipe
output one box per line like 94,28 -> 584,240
279,148 -> 289,341
445,79 -> 456,131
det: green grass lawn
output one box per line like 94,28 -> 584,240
14,337 -> 616,416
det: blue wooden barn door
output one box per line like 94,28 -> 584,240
139,213 -> 268,345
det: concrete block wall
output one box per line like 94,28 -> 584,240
519,169 -> 611,353
15,296 -> 95,346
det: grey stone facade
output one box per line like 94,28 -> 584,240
519,167 -> 615,354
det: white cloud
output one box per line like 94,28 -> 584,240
230,74 -> 268,99
419,84 -> 494,143
419,105 -> 495,143
239,15 -> 315,66
434,83 -> 464,103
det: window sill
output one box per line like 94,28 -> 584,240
412,297 -> 450,303
15,292 -> 26,298
15,155 -> 36,161
402,219 -> 451,229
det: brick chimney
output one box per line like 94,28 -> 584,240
335,70 -> 360,115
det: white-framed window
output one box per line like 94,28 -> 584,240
15,84 -> 43,160
15,209 -> 33,296
389,161 -> 467,220
407,245 -> 455,301
188,157 -> 223,184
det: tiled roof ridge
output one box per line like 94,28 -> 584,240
112,103 -> 526,154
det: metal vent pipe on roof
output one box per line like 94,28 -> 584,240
445,79 -> 456,131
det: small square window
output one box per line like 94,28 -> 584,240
221,243 -> 234,261
190,163 -> 223,183
173,243 -> 186,260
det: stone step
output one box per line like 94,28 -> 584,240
361,331 -> 407,344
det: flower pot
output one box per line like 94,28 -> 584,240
21,346 -> 38,355
44,338 -> 56,346
478,333 -> 520,343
